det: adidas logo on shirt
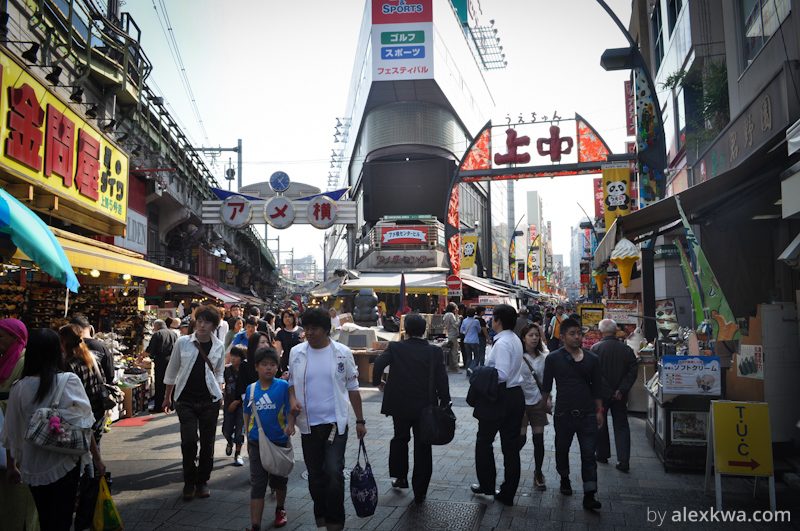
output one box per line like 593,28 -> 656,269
255,393 -> 276,411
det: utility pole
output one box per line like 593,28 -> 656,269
191,139 -> 243,190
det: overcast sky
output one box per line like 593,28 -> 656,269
124,0 -> 633,270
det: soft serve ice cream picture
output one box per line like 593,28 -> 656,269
610,237 -> 639,288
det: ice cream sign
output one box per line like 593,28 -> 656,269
372,0 -> 433,80
381,226 -> 428,245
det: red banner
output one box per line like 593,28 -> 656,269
593,177 -> 604,220
372,0 -> 432,24
380,225 -> 429,245
625,79 -> 635,136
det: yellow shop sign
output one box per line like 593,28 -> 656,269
0,48 -> 128,233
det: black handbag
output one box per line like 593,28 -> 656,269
419,351 -> 456,445
350,439 -> 378,517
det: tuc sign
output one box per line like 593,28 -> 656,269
0,50 -> 128,233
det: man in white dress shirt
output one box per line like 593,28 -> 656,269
470,304 -> 525,506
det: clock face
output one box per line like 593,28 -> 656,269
269,171 -> 291,193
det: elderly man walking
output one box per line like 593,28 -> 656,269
443,302 -> 461,372
591,318 -> 638,472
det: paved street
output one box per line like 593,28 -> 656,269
103,373 -> 798,530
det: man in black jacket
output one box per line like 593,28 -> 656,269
372,314 -> 450,504
591,318 -> 638,472
145,318 -> 177,413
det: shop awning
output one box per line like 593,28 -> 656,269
310,276 -> 346,298
13,227 -> 188,285
192,276 -> 242,304
461,273 -> 513,296
1,189 -> 79,292
341,272 -> 447,295
593,153 -> 784,266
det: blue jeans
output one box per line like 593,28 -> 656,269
554,413 -> 599,493
301,424 -> 348,527
596,397 -> 631,465
463,343 -> 479,370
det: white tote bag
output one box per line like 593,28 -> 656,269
250,385 -> 294,477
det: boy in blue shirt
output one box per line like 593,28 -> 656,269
244,347 -> 294,530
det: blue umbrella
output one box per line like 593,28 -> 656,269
0,188 -> 80,292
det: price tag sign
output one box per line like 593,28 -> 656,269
221,195 -> 252,228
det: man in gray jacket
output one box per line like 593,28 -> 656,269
591,319 -> 638,472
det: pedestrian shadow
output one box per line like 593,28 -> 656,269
112,461 -> 185,490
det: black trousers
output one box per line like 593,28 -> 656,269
29,463 -> 81,531
554,413 -> 599,493
301,424 -> 348,527
175,399 -> 221,485
389,416 -> 432,498
152,356 -> 169,410
475,385 -> 525,501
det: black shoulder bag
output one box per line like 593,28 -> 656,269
419,352 -> 456,445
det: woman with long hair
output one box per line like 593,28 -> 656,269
2,328 -> 104,531
274,309 -> 304,373
518,322 -> 551,491
59,323 -> 111,530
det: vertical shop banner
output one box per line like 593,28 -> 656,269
625,79 -> 636,136
601,163 -> 632,230
372,0 -> 433,80
508,235 -> 516,285
593,177 -> 604,220
461,233 -> 478,270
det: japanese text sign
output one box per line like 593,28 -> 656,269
381,225 -> 428,245
660,356 -> 721,396
372,0 -> 433,80
221,195 -> 252,228
711,401 -> 773,476
306,196 -> 337,229
0,50 -> 128,229
265,196 -> 294,229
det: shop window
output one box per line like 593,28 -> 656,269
741,0 -> 791,66
676,87 -> 687,150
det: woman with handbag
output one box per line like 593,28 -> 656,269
518,323 -> 551,491
371,313 -> 451,504
2,328 -> 104,531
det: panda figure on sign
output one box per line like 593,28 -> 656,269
605,179 -> 630,212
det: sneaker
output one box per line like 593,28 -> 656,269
274,508 -> 288,528
559,477 -> 572,496
583,492 -> 602,510
196,482 -> 210,498
182,483 -> 195,501
534,471 -> 546,491
225,441 -> 233,456
234,454 -> 244,466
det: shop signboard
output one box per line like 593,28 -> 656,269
660,356 -> 721,396
605,299 -> 639,325
707,401 -> 775,510
736,345 -> 764,380
114,209 -> 148,255
380,225 -> 428,245
371,0 -> 433,81
364,250 -> 441,269
578,303 -> 604,329
0,49 -> 129,233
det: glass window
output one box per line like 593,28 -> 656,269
667,0 -> 684,35
676,87 -> 687,150
741,0 -> 791,66
651,1 -> 665,72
